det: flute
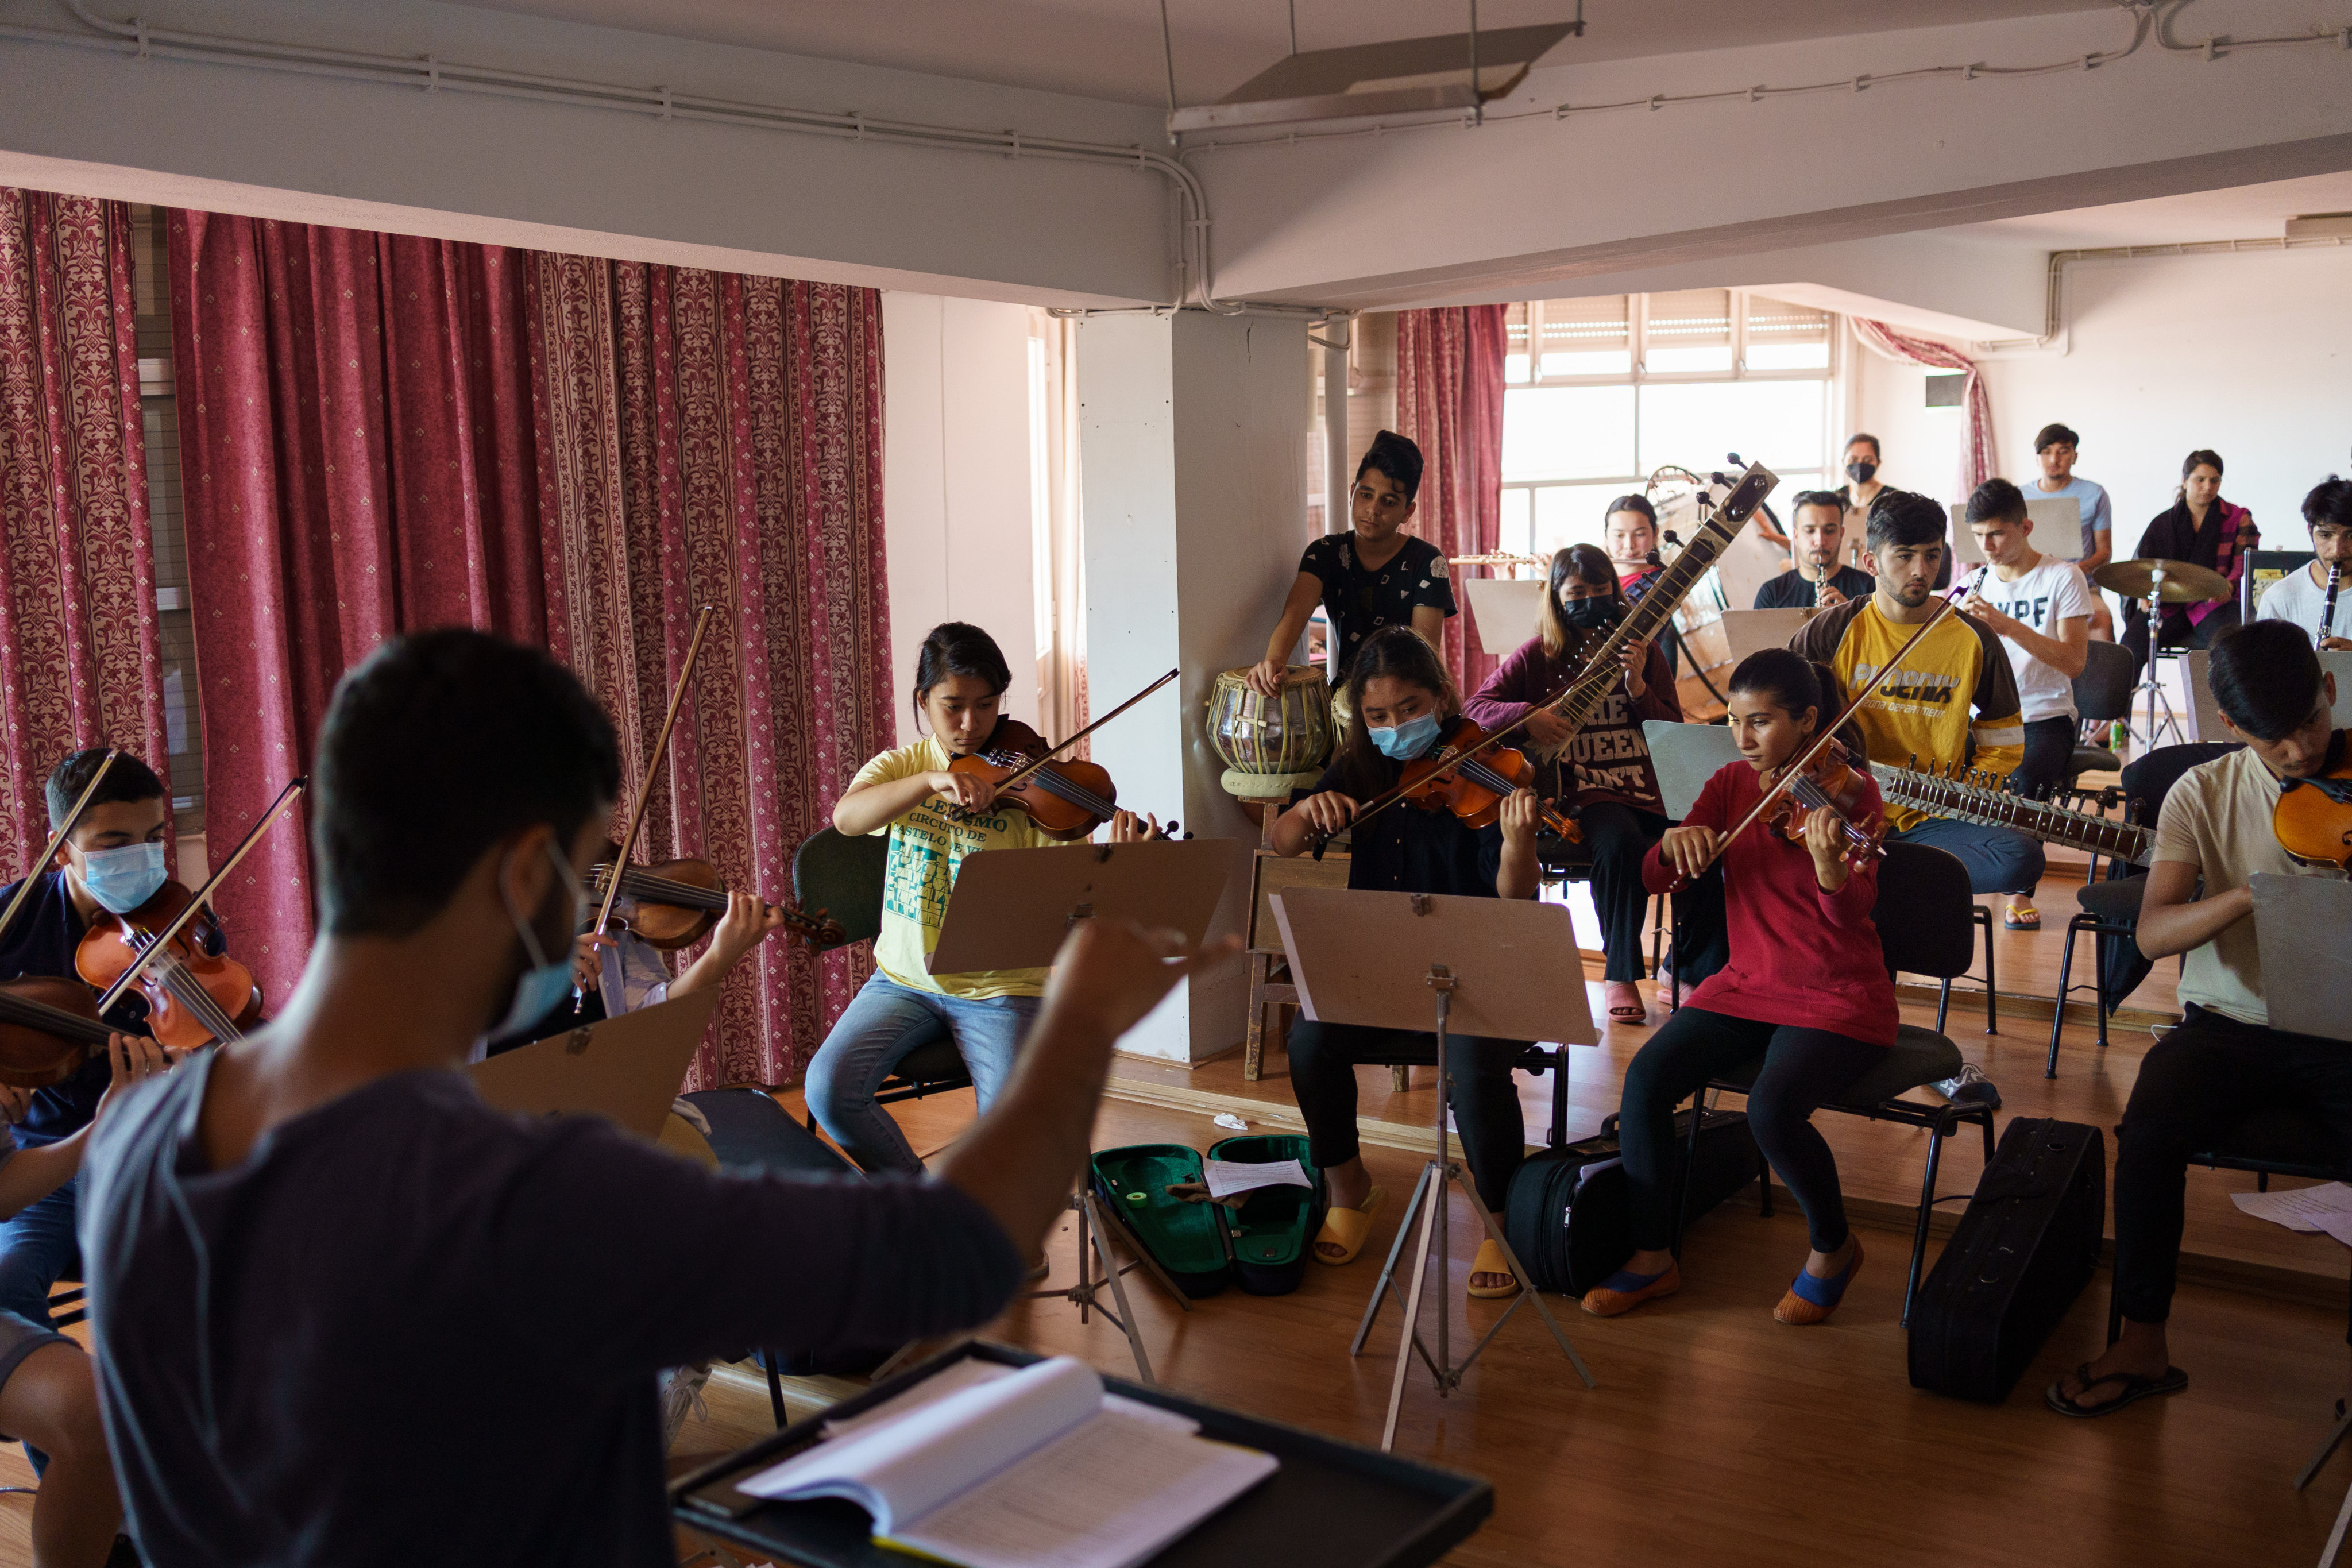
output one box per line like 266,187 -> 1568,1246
2321,562 -> 2340,648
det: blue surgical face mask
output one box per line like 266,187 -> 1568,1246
1368,710 -> 1443,760
489,841 -> 589,1042
77,841 -> 168,916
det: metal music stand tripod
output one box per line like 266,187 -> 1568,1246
1270,887 -> 1598,1451
926,837 -> 1246,1386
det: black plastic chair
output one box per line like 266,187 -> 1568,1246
790,827 -> 972,1107
2045,875 -> 2145,1076
1678,841 -> 1997,1325
2061,640 -> 2135,806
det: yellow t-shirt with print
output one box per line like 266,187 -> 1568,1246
1794,596 -> 2026,831
852,736 -> 1056,999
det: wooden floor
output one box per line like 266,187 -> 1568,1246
3,805 -> 2344,1565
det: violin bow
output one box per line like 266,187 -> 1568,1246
590,604 -> 719,943
94,774 -> 308,1017
1678,578 -> 1979,884
0,748 -> 119,953
979,669 -> 1179,794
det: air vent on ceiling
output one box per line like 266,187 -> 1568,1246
1168,22 -> 1579,134
2285,213 -> 2352,240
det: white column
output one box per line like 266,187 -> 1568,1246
1079,311 -> 1311,1062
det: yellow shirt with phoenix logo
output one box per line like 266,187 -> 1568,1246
851,736 -> 1056,998
1793,597 -> 2026,831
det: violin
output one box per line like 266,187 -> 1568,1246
75,880 -> 260,1051
1763,746 -> 1886,871
587,845 -> 845,950
948,717 -> 1126,842
0,976 -> 115,1088
1396,718 -> 1582,842
2272,735 -> 2352,870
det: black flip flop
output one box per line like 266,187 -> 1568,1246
2045,1362 -> 2187,1418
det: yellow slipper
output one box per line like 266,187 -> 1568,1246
1467,1238 -> 1523,1299
1311,1187 -> 1387,1266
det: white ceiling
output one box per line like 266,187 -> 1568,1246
439,0 -> 2111,106
1952,169 -> 2352,248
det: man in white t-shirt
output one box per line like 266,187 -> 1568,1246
2048,621 -> 2351,1419
1960,478 -> 2092,930
2253,474 -> 2352,649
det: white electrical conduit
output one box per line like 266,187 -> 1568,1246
1974,231 -> 2352,352
1180,1 -> 2347,158
0,0 -> 1274,314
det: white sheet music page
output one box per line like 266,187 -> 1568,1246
886,1405 -> 1277,1568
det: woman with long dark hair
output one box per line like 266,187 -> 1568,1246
1585,650 -> 1893,1326
1465,544 -> 1679,1023
1269,625 -> 1541,1298
807,621 -> 1149,1184
2121,449 -> 2257,671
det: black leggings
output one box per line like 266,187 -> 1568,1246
1580,802 -> 1668,983
2008,716 -> 2077,801
1618,1008 -> 1883,1254
1286,1021 -> 1524,1212
2113,1005 -> 2352,1324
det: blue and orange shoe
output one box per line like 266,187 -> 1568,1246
1774,1238 -> 1864,1325
1581,1261 -> 1681,1317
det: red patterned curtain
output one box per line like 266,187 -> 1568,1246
168,211 -> 892,1084
0,190 -> 167,878
1397,306 -> 1507,694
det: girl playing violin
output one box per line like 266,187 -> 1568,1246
1269,625 -> 1541,1299
807,623 -> 1156,1181
1465,544 -> 1682,1024
1585,650 -> 1894,1326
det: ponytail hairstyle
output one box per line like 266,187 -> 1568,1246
2177,447 -> 2224,503
1331,625 -> 1458,798
1727,648 -> 1824,736
910,621 -> 1011,728
1538,544 -> 1624,657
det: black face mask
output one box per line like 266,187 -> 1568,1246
1561,597 -> 1618,632
1845,459 -> 1878,484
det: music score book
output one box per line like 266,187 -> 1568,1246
740,1357 -> 1277,1568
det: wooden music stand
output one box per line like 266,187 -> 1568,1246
1269,887 -> 1597,1451
924,838 -> 1242,1385
469,987 -> 722,1141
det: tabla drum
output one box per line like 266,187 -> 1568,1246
1208,666 -> 1334,779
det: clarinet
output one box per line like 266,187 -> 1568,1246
2320,562 -> 2340,648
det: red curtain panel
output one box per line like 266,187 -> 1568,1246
0,190 -> 167,878
168,211 -> 893,1085
1397,305 -> 1508,696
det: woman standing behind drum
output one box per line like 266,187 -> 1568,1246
1248,431 -> 1457,694
1465,546 -> 1681,1024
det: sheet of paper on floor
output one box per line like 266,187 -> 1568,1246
1203,1157 -> 1311,1199
2231,1181 -> 2352,1247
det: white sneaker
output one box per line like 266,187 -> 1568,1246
656,1363 -> 712,1452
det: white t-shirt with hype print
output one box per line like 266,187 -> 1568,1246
1981,555 -> 2095,722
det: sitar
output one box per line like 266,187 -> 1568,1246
1874,759 -> 2152,864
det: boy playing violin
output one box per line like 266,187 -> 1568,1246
1270,625 -> 1542,1299
0,748 -> 178,1566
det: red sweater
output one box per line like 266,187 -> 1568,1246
1641,761 -> 1897,1047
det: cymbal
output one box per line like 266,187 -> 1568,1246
2092,557 -> 2232,604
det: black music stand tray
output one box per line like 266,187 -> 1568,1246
671,1341 -> 1493,1568
1269,887 -> 1598,1451
926,838 -> 1245,1385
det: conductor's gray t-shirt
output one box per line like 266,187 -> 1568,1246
80,1055 -> 1022,1567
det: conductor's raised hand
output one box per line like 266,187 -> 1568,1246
1291,791 -> 1358,838
928,766 -> 1001,815
1041,918 -> 1243,1048
1497,786 -> 1542,845
1659,824 -> 1721,880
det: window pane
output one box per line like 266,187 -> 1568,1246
1504,302 -> 1531,384
1636,380 -> 1825,478
1644,288 -> 1729,376
1745,293 -> 1830,372
1531,482 -> 1639,557
1536,295 -> 1629,379
1501,385 -> 1635,482
1501,485 -> 1532,555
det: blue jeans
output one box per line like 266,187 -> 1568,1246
1887,815 -> 2044,898
805,976 -> 1040,1175
0,1157 -> 79,1473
